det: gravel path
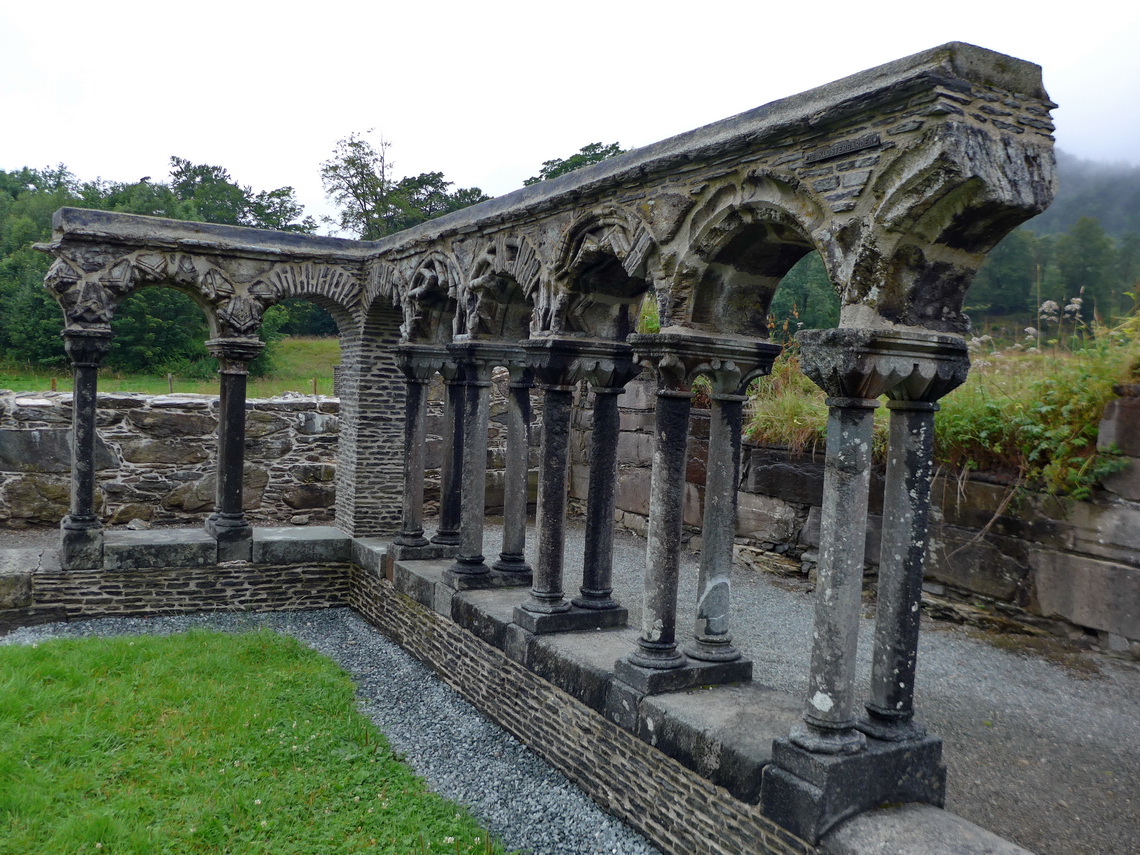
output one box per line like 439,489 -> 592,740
4,520 -> 1138,855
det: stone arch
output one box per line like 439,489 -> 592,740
456,235 -> 541,341
403,250 -> 462,343
843,125 -> 1055,333
540,206 -> 658,339
670,172 -> 830,337
248,260 -> 364,336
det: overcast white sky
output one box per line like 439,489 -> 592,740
3,1 -> 1138,233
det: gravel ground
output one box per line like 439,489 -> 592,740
4,520 -> 1138,855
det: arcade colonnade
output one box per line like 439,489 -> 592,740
40,43 -> 1055,839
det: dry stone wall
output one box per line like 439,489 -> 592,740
0,390 -> 341,529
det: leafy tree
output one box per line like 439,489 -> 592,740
321,133 -> 489,239
768,253 -> 840,339
1055,216 -> 1117,319
523,142 -> 625,185
968,229 -> 1043,314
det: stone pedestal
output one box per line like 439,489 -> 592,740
59,327 -> 113,570
204,337 -> 264,563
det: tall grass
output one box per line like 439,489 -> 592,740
746,315 -> 1139,498
0,337 -> 341,398
0,630 -> 511,855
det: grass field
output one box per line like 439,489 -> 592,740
0,337 -> 342,398
0,630 -> 509,855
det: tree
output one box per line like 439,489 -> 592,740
768,252 -> 840,338
321,133 -> 489,239
1055,216 -> 1117,319
523,142 -> 625,185
968,229 -> 1042,315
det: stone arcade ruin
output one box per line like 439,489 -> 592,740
30,43 -> 1054,854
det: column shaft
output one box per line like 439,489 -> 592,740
522,384 -> 574,613
451,368 -> 493,575
205,337 -> 263,562
432,373 -> 463,546
575,388 -> 623,609
395,376 -> 431,547
60,328 -> 112,570
494,373 -> 533,573
686,393 -> 746,661
629,389 -> 691,668
794,396 -> 877,754
862,401 -> 937,739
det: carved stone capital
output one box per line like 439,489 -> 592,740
62,327 -> 114,367
206,337 -> 265,374
566,339 -> 642,390
447,341 -> 524,385
796,328 -> 969,403
396,343 -> 451,384
521,336 -> 586,390
628,329 -> 782,394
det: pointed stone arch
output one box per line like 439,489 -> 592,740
668,172 -> 830,337
456,234 -> 542,341
539,207 -> 658,339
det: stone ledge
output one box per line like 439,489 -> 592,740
104,529 -> 217,570
252,526 -> 352,565
821,802 -> 1035,855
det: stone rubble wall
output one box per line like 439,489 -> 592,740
0,390 -> 341,529
570,377 -> 1140,654
0,375 -> 541,532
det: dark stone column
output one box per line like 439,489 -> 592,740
795,392 -> 879,754
444,342 -> 530,590
493,353 -> 534,578
685,386 -> 749,661
861,338 -> 969,741
392,344 -> 448,559
616,332 -> 777,693
516,339 -> 577,620
59,327 -> 113,570
204,337 -> 264,562
431,359 -> 463,549
762,328 -> 955,844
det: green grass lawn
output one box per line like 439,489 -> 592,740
0,630 -> 510,855
0,337 -> 342,398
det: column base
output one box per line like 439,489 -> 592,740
514,604 -> 628,634
572,588 -> 620,610
206,514 -> 253,563
790,721 -> 867,755
760,733 -> 946,843
684,637 -> 742,662
614,654 -> 752,695
60,517 -> 103,571
857,709 -> 928,742
492,553 -> 532,575
431,530 -> 461,547
443,568 -> 533,591
393,531 -> 430,549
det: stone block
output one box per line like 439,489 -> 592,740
1030,548 -> 1140,639
290,463 -> 336,483
745,446 -> 826,506
927,525 -> 1029,601
615,467 -> 652,517
1097,396 -> 1140,456
244,410 -> 290,438
616,431 -> 654,466
165,466 -> 269,513
761,735 -> 946,843
126,409 -> 215,437
1100,458 -> 1140,501
452,587 -> 521,650
251,526 -> 352,565
569,464 -> 590,501
0,428 -> 118,473
513,604 -> 628,635
527,626 -> 640,714
282,483 -> 336,510
822,803 -> 1036,855
682,482 -> 704,528
351,538 -> 389,574
104,529 -> 217,570
619,378 -> 656,411
1060,500 -> 1140,567
297,412 -> 339,435
613,655 -> 752,695
0,569 -> 32,609
1,475 -> 71,525
735,492 -> 798,542
640,681 -> 802,803
120,438 -> 210,465
801,508 -> 881,562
